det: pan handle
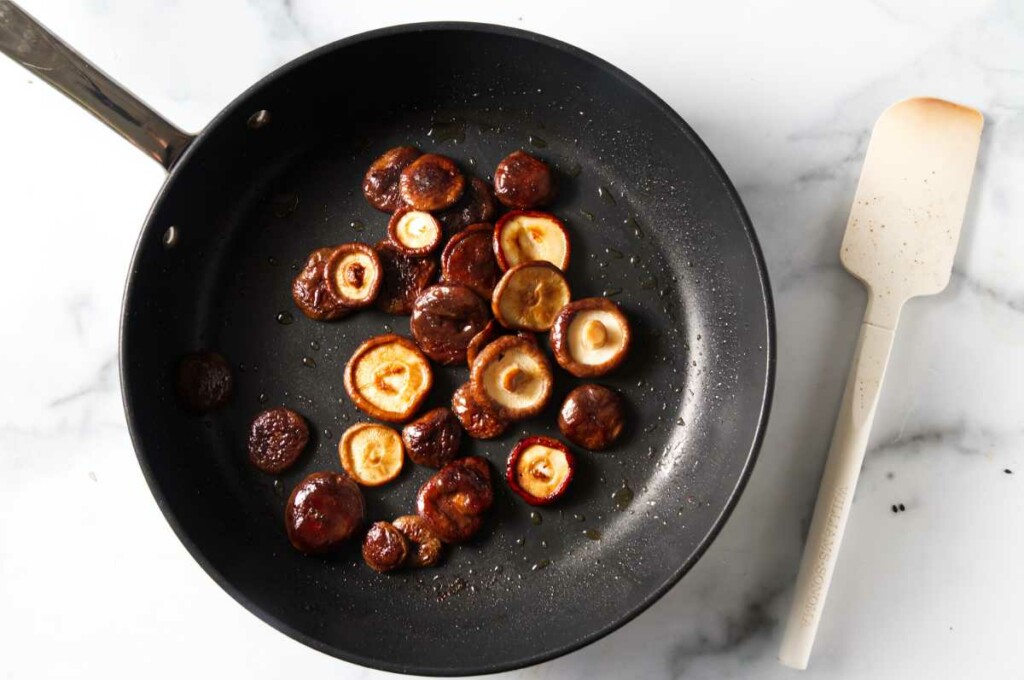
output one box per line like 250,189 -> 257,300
0,1 -> 193,170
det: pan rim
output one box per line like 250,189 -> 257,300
119,20 -> 776,677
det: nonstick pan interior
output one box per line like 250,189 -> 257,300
121,24 -> 773,675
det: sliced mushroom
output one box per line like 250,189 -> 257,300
392,514 -> 443,567
399,153 -> 465,211
285,471 -> 365,554
248,407 -> 309,473
437,177 -> 497,233
374,239 -> 438,315
491,261 -> 571,332
362,521 -> 409,573
363,146 -> 421,212
494,211 -> 570,271
416,456 -> 494,543
325,242 -> 382,309
505,436 -> 575,506
440,223 -> 501,299
470,335 -> 553,421
339,422 -> 405,487
292,246 -> 350,320
176,351 -> 232,412
401,407 -> 462,468
388,206 -> 442,256
344,334 -> 433,422
451,382 -> 509,439
550,297 -> 632,377
493,150 -> 556,208
558,384 -> 626,450
410,284 -> 490,365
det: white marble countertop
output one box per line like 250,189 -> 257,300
1,1 -> 1021,678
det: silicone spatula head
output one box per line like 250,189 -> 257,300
840,97 -> 983,328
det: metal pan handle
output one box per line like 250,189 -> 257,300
0,1 -> 193,170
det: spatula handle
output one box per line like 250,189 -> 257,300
779,320 -> 896,669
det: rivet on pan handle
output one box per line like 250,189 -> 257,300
0,0 -> 193,170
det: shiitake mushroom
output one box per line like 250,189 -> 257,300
441,223 -> 502,299
410,284 -> 490,366
491,261 -> 571,332
451,382 -> 509,440
374,239 -> 439,316
416,456 -> 494,543
363,146 -> 422,212
392,514 -> 443,568
362,521 -> 409,573
248,407 -> 309,473
339,422 -> 405,487
400,153 -> 465,211
401,407 -> 462,468
437,177 -> 497,233
506,436 -> 575,506
493,210 -> 570,271
558,384 -> 626,450
176,351 -> 233,412
469,335 -> 553,421
388,206 -> 443,256
285,471 -> 365,554
493,150 -> 556,208
325,242 -> 382,309
292,246 -> 350,321
344,334 -> 433,422
550,297 -> 632,377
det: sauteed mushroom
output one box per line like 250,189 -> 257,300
285,471 -> 365,554
410,284 -> 490,365
506,436 -> 575,506
392,514 -> 443,568
451,382 -> 509,440
388,206 -> 442,256
362,521 -> 409,573
400,153 -> 465,211
491,261 -> 571,332
493,150 -> 555,208
550,297 -> 631,377
494,210 -> 570,271
325,242 -> 382,309
558,384 -> 626,450
292,246 -> 349,320
465,319 -> 503,367
248,407 -> 309,473
374,239 -> 438,315
176,351 -> 233,412
339,422 -> 405,487
437,177 -> 496,232
363,146 -> 421,212
470,335 -> 553,421
401,407 -> 462,468
416,456 -> 494,543
344,334 -> 433,422
441,223 -> 501,299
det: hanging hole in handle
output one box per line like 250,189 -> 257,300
247,110 -> 271,129
162,226 -> 179,248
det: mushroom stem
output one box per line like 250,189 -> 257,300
501,365 -> 525,392
583,319 -> 608,349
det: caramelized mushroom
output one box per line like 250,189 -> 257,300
362,521 -> 409,573
550,298 -> 632,377
374,240 -> 438,315
325,242 -> 382,309
506,436 -> 575,506
558,384 -> 626,450
344,334 -> 433,422
494,211 -> 570,271
285,471 -> 365,554
176,351 -> 232,412
292,246 -> 350,320
470,335 -> 553,421
440,223 -> 502,299
410,284 -> 490,365
388,206 -> 442,256
493,150 -> 556,208
399,153 -> 465,211
363,146 -> 422,212
392,514 -> 443,567
401,407 -> 462,468
452,382 -> 509,439
466,319 -> 503,367
491,261 -> 571,331
416,456 -> 494,543
248,407 -> 309,473
437,177 -> 497,233
339,422 -> 405,486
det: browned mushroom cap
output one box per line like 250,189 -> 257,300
399,153 -> 465,211
392,515 -> 443,567
176,351 -> 233,412
248,407 -> 309,473
285,471 -> 365,554
470,335 -> 553,421
363,146 -> 422,212
437,177 -> 497,233
550,297 -> 632,377
362,521 -> 409,573
416,456 -> 494,543
451,382 -> 509,439
494,210 -> 570,271
292,246 -> 350,320
440,223 -> 502,299
491,261 -> 571,332
387,206 -> 443,256
493,150 -> 556,209
325,243 -> 382,309
410,284 -> 490,365
401,407 -> 462,468
344,334 -> 433,422
558,384 -> 626,450
373,240 -> 438,315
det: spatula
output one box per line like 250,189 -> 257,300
778,97 -> 983,670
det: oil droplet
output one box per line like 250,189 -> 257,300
162,226 -> 179,248
247,109 -> 271,129
427,119 -> 466,144
267,256 -> 279,266
563,161 -> 582,177
493,565 -> 503,573
606,247 -> 624,259
276,311 -> 294,325
602,287 -> 622,297
237,363 -> 247,373
529,511 -> 543,525
350,220 -> 364,232
302,356 -> 316,368
271,193 -> 298,218
514,537 -> 525,547
531,559 -> 551,571
309,340 -> 320,351
573,513 -> 586,522
583,529 -> 602,541
257,393 -> 268,404
598,186 -> 616,205
612,480 -> 634,511
468,157 -> 477,167
272,478 -> 285,497
540,540 -> 548,549
323,428 -> 333,440
641,276 -> 659,290
580,209 -> 595,222
528,134 -> 548,148
628,216 -> 645,239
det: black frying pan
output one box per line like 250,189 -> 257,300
0,4 -> 774,675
